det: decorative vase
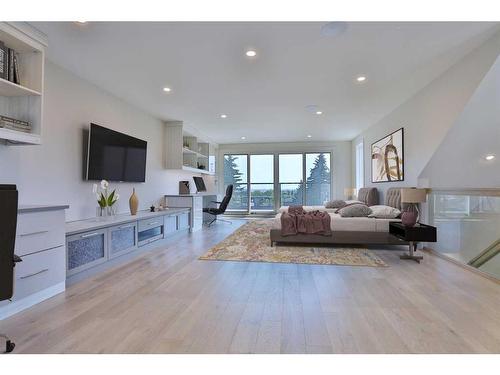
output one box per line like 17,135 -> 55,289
129,188 -> 139,215
401,210 -> 418,227
97,206 -> 112,217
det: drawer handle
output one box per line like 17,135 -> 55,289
80,232 -> 100,238
118,224 -> 134,229
148,221 -> 160,226
20,268 -> 49,279
19,230 -> 49,237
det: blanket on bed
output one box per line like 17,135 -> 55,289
281,206 -> 332,236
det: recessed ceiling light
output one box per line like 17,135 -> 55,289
163,87 -> 171,92
241,136 -> 246,140
316,111 -> 323,115
307,135 -> 312,138
356,75 -> 367,83
485,154 -> 495,161
245,50 -> 257,57
321,22 -> 348,37
220,114 -> 227,118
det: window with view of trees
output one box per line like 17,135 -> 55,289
305,153 -> 331,205
224,152 -> 331,212
224,154 -> 248,210
279,154 -> 304,206
250,154 -> 274,211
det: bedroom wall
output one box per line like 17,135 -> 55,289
351,29 -> 500,201
218,141 -> 352,201
0,61 -> 215,221
419,54 -> 500,188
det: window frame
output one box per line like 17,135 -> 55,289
223,151 -> 333,213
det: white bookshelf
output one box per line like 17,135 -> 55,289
0,22 -> 47,145
165,121 -> 217,175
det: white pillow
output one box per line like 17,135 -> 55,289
368,205 -> 401,219
345,200 -> 363,205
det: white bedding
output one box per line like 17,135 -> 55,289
274,211 -> 401,232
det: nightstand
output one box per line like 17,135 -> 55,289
389,222 -> 437,263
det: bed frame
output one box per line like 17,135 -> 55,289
270,187 -> 408,247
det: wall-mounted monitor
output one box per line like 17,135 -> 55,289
85,123 -> 147,182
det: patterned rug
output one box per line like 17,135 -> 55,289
200,220 -> 387,267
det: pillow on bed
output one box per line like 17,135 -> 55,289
324,199 -> 346,209
345,200 -> 364,205
368,205 -> 401,219
337,204 -> 372,217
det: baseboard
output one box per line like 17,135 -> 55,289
0,282 -> 66,320
423,247 -> 500,285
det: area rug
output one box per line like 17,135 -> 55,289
199,220 -> 387,267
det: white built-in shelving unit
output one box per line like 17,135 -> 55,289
0,22 -> 47,145
164,121 -> 217,175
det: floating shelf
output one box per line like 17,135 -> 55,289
182,147 -> 208,158
182,165 -> 215,175
0,78 -> 42,97
0,22 -> 47,146
0,127 -> 41,145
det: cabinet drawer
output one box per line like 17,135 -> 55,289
164,215 -> 177,235
67,229 -> 107,275
138,217 -> 163,232
16,210 -> 65,256
178,212 -> 190,230
108,222 -> 137,258
13,245 -> 65,301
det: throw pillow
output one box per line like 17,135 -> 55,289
324,199 -> 346,209
368,205 -> 401,219
338,204 -> 372,217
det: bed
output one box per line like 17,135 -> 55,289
270,187 -> 408,247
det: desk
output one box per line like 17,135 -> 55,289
165,193 -> 219,231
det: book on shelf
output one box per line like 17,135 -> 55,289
0,115 -> 31,133
8,48 -> 14,82
13,53 -> 20,84
0,122 -> 31,133
0,44 -> 21,84
0,41 -> 6,80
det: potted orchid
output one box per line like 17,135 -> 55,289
93,179 -> 120,217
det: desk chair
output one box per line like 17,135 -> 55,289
0,185 -> 21,353
203,185 -> 233,226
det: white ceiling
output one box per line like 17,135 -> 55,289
33,22 -> 498,144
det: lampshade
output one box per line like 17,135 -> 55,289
344,188 -> 357,199
400,188 -> 427,203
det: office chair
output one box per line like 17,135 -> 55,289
0,184 -> 21,353
203,185 -> 233,226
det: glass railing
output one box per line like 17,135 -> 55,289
429,189 -> 500,280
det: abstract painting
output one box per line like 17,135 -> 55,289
371,128 -> 404,183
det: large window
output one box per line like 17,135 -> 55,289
224,154 -> 248,211
224,151 -> 331,212
279,154 -> 304,206
305,153 -> 331,205
250,154 -> 274,211
278,152 -> 331,206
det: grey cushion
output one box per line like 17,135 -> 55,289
357,188 -> 379,206
368,205 -> 401,219
325,199 -> 346,209
338,204 -> 372,217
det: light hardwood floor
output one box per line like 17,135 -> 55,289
2,219 -> 500,354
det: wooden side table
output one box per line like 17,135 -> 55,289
389,222 -> 437,263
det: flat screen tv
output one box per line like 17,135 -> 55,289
85,123 -> 147,182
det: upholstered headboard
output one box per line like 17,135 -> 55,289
385,187 -> 402,210
357,187 -> 379,206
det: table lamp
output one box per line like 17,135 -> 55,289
344,188 -> 357,200
400,188 -> 427,227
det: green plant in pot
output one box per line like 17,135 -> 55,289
93,179 -> 120,217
